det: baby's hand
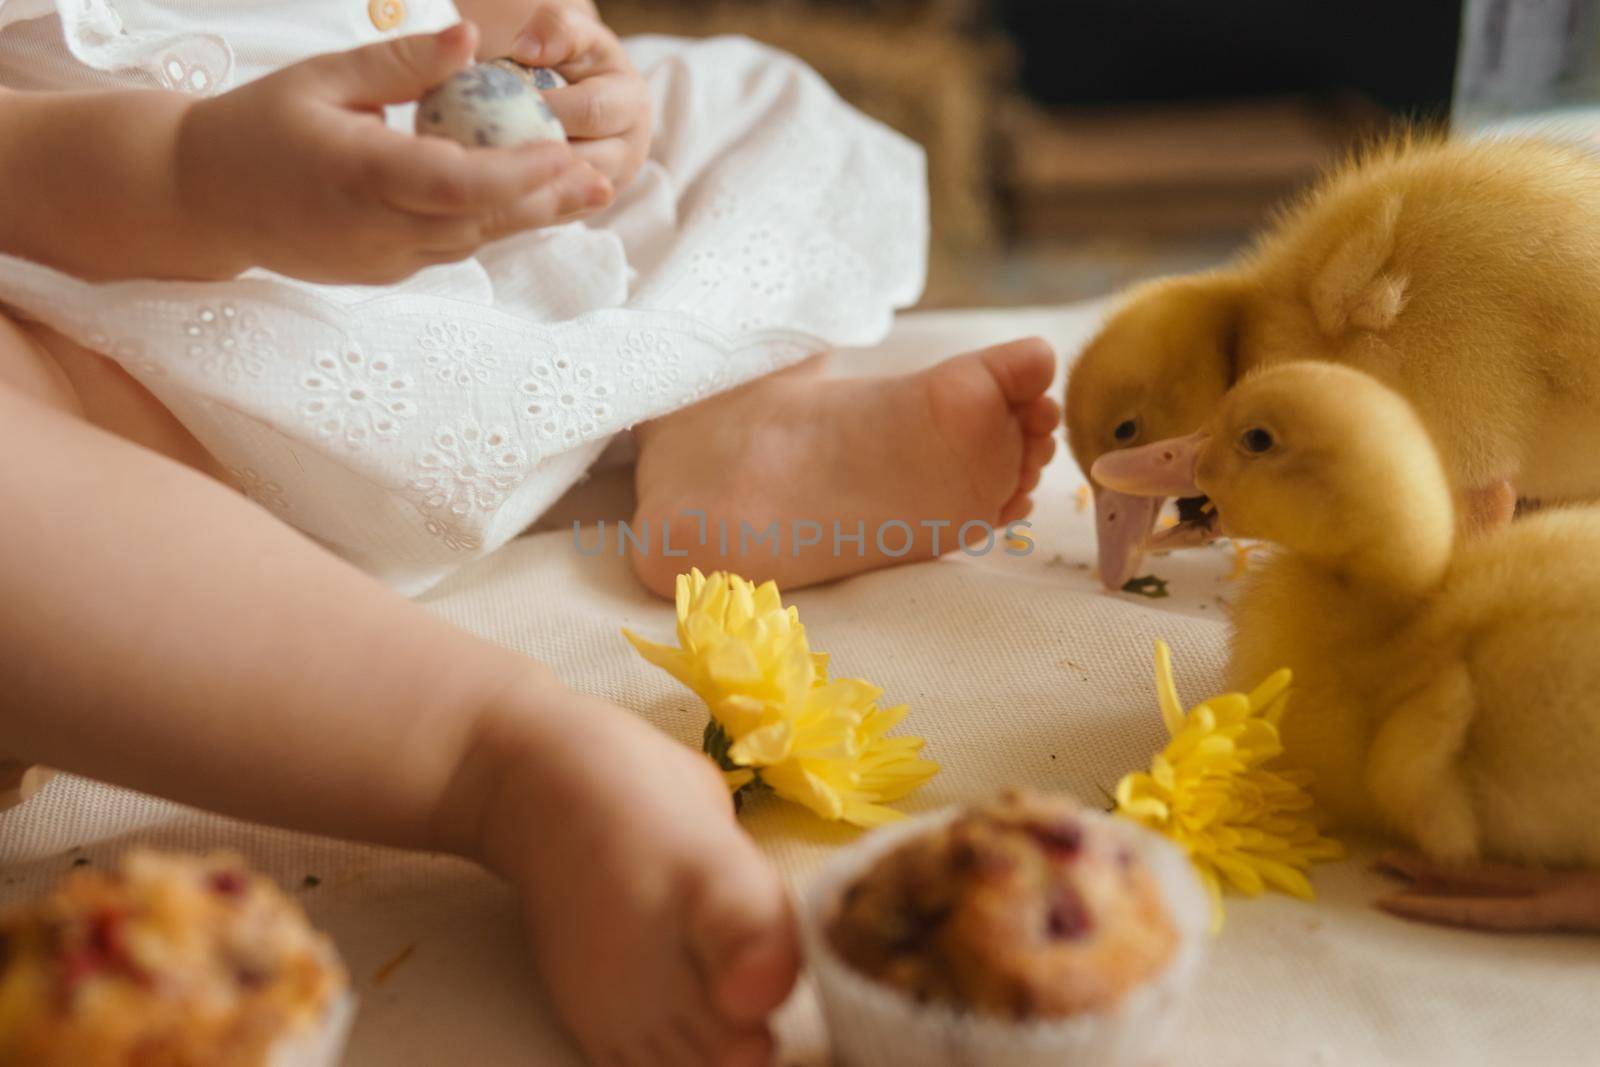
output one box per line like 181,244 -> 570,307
175,23 -> 611,285
506,3 -> 653,193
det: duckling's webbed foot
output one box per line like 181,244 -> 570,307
1374,849 -> 1600,933
1461,480 -> 1516,536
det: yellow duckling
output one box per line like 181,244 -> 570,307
1068,134 -> 1600,589
1094,361 -> 1600,931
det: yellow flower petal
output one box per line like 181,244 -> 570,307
621,630 -> 693,687
1211,853 -> 1266,896
1153,639 -> 1187,737
759,758 -> 847,822
840,800 -> 909,827
1197,864 -> 1226,934
1253,858 -> 1316,899
1248,668 -> 1293,716
729,721 -> 794,766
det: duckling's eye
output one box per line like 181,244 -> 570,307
1240,427 -> 1275,454
1113,418 -> 1138,444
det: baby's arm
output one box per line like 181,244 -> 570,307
0,23 -> 610,285
0,319 -> 797,1058
0,86 -> 232,281
0,339 -> 556,856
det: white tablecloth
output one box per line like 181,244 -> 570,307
4,303 -> 1596,1067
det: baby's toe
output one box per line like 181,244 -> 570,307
999,493 -> 1034,525
976,337 -> 1056,404
1022,431 -> 1056,474
688,851 -> 798,1026
1018,393 -> 1061,436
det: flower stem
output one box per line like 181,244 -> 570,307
702,719 -> 759,811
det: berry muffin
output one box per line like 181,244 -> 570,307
0,850 -> 351,1067
803,792 -> 1208,1067
828,790 -> 1178,1017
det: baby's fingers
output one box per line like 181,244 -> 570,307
305,22 -> 478,107
512,5 -> 621,79
403,163 -> 612,250
570,136 -> 652,192
479,163 -> 614,238
542,73 -> 650,141
366,129 -> 576,215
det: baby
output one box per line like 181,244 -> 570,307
0,1 -> 1057,1063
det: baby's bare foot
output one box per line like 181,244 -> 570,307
630,337 -> 1059,595
474,686 -> 796,1066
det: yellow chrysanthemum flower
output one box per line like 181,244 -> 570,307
1114,640 -> 1343,931
624,569 -> 938,826
624,569 -> 826,733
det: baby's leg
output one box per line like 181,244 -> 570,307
630,338 -> 1059,596
18,321 -> 232,484
0,315 -> 791,1067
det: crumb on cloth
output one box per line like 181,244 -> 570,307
1225,540 -> 1264,581
372,943 -> 417,987
1121,575 -> 1170,599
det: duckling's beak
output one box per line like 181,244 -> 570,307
1090,433 -> 1210,587
1089,487 -> 1162,590
1092,433 -> 1208,498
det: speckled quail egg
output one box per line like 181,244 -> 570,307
416,60 -> 567,148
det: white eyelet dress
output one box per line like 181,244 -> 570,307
0,0 -> 928,593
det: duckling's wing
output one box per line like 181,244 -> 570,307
1366,662 -> 1479,863
1307,194 -> 1409,337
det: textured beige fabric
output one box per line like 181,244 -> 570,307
3,303 -> 1597,1066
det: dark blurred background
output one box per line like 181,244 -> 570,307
604,1 -> 1595,306
997,2 -> 1458,111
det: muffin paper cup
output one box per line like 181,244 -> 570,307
268,992 -> 357,1067
800,807 -> 1210,1067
